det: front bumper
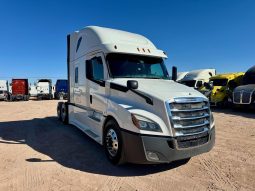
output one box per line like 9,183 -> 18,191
121,127 -> 215,164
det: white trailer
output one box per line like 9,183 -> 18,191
57,26 -> 215,165
0,80 -> 8,100
179,69 -> 216,89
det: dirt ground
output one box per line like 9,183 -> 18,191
0,100 -> 254,191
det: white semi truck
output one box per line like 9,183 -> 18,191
180,69 -> 216,90
57,26 -> 215,165
0,80 -> 8,100
36,79 -> 53,100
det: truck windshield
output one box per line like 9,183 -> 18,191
181,80 -> 196,87
106,53 -> 170,79
210,79 -> 228,86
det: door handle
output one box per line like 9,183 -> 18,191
90,95 -> 92,104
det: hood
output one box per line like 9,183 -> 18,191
109,78 -> 206,101
234,84 -> 255,93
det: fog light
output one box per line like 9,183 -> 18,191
146,151 -> 159,161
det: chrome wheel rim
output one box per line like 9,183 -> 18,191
106,129 -> 119,157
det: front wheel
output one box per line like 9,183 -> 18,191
103,120 -> 125,165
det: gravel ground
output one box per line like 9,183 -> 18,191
0,100 -> 254,191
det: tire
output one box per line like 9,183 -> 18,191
178,157 -> 191,164
103,120 -> 125,165
57,102 -> 63,121
61,103 -> 68,124
54,93 -> 58,100
9,95 -> 13,102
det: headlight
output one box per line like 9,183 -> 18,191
131,114 -> 162,132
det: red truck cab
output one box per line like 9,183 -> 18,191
9,79 -> 29,101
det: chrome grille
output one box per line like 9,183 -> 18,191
242,92 -> 252,104
233,91 -> 252,104
166,97 -> 210,137
233,92 -> 241,103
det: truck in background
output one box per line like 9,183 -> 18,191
57,26 -> 215,165
0,80 -> 8,101
179,69 -> 216,90
206,72 -> 244,107
29,84 -> 38,98
54,79 -> 68,100
9,79 -> 29,101
176,71 -> 188,82
233,65 -> 255,109
36,79 -> 53,100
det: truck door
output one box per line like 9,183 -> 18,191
85,52 -> 107,137
73,63 -> 82,104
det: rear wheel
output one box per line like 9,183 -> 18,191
61,103 -> 68,124
103,120 -> 125,165
57,102 -> 63,120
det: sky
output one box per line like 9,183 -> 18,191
0,0 -> 254,83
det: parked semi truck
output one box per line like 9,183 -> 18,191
29,84 -> 38,97
9,79 -> 29,101
233,65 -> 255,108
205,72 -> 244,107
54,79 -> 68,100
0,80 -> 8,101
176,72 -> 188,82
36,79 -> 53,100
57,26 -> 215,165
180,69 -> 216,90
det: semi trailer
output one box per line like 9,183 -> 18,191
57,26 -> 215,165
36,79 -> 53,100
9,79 -> 29,101
54,79 -> 68,100
233,65 -> 255,108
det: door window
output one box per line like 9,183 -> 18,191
86,57 -> 104,81
75,67 -> 79,83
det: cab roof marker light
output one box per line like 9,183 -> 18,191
142,48 -> 145,52
137,47 -> 140,52
148,49 -> 151,53
114,45 -> 117,49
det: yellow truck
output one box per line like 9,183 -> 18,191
207,72 -> 244,107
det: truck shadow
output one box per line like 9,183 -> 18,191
0,117 -> 186,177
211,107 -> 255,119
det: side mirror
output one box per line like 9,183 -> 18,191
127,80 -> 138,90
172,66 -> 177,81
